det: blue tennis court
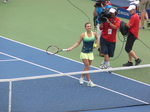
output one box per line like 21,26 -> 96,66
0,36 -> 150,112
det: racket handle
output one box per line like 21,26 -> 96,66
62,49 -> 68,51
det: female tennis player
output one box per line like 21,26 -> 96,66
67,22 -> 99,87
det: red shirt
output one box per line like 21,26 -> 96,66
128,13 -> 139,38
100,17 -> 120,42
107,2 -> 112,6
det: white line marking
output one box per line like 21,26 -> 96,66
0,36 -> 150,87
0,52 -> 62,74
0,36 -> 150,105
0,59 -> 20,62
68,75 -> 149,105
0,52 -> 149,104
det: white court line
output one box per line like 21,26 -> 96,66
68,75 -> 149,105
0,51 -> 149,105
0,36 -> 150,87
0,59 -> 20,62
0,36 -> 150,104
0,52 -> 62,74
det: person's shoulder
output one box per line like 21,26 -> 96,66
96,7 -> 103,10
132,13 -> 139,18
135,13 -> 139,16
115,17 -> 121,21
92,31 -> 96,35
80,32 -> 85,37
106,4 -> 112,8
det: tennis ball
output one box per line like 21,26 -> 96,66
93,44 -> 97,48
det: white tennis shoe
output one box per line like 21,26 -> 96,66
106,66 -> 112,73
100,64 -> 106,69
4,0 -> 8,3
79,77 -> 84,84
87,81 -> 96,87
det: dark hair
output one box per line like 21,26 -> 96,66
94,0 -> 107,7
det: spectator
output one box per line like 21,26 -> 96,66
93,0 -> 112,56
99,8 -> 120,69
138,0 -> 150,29
123,5 -> 142,66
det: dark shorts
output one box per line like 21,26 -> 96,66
125,32 -> 136,53
100,36 -> 116,57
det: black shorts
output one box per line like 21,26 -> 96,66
125,33 -> 136,53
100,36 -> 116,57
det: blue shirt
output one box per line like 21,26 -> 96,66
96,5 -> 112,24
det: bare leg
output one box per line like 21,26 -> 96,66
128,50 -> 138,62
104,54 -> 109,62
140,12 -> 145,27
144,11 -> 149,21
81,59 -> 92,81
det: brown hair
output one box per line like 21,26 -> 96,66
84,22 -> 91,28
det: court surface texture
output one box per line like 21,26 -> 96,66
0,36 -> 150,112
1,0 -> 150,111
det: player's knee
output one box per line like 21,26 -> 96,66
125,47 -> 131,53
84,65 -> 90,70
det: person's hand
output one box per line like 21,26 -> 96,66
94,2 -> 96,7
67,48 -> 72,51
104,17 -> 109,23
101,3 -> 104,9
93,44 -> 97,49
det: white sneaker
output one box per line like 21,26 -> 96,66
3,0 -> 8,3
79,77 -> 84,84
87,81 -> 96,87
106,66 -> 112,73
100,64 -> 106,69
106,66 -> 112,69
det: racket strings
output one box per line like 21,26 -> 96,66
47,46 -> 59,54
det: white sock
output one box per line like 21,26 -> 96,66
105,61 -> 110,67
88,80 -> 92,83
101,60 -> 105,65
80,77 -> 84,79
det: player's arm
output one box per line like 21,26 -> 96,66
106,18 -> 117,29
100,22 -> 103,29
126,16 -> 134,28
108,22 -> 117,29
93,8 -> 97,17
107,18 -> 120,30
94,32 -> 99,47
67,34 -> 84,51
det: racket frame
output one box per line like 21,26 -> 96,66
46,45 -> 67,55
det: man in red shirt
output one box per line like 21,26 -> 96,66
123,5 -> 142,66
99,8 -> 120,69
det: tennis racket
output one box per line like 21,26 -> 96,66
46,45 -> 67,55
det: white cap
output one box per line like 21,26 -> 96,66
127,5 -> 136,11
109,8 -> 116,13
